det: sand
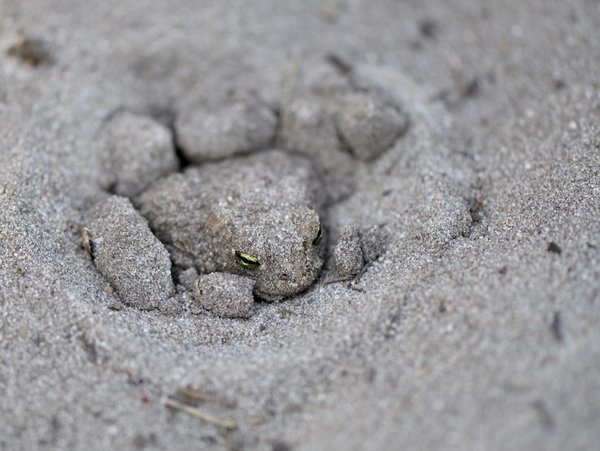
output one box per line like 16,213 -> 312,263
1,0 -> 599,449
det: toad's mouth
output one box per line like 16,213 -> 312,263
253,257 -> 324,302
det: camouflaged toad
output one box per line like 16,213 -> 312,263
137,150 -> 325,301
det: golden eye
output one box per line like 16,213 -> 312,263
235,251 -> 260,270
313,224 -> 323,245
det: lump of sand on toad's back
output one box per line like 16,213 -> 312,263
332,225 -> 388,278
333,226 -> 364,278
279,97 -> 356,202
175,93 -> 277,163
100,111 -> 178,198
84,195 -> 175,310
335,93 -> 409,161
194,272 -> 255,319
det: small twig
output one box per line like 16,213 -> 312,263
326,53 -> 353,75
164,398 -> 237,430
353,261 -> 373,284
245,415 -> 268,426
323,275 -> 354,285
275,49 -> 302,149
347,284 -> 365,292
176,385 -> 230,407
325,261 -> 372,285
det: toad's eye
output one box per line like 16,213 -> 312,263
235,251 -> 260,270
313,223 -> 323,245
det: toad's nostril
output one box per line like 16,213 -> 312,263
280,271 -> 292,280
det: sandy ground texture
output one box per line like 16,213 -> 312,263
1,0 -> 600,450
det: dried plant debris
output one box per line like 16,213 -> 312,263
164,398 -> 237,430
6,35 -> 53,66
175,385 -> 234,407
84,195 -> 175,310
551,311 -> 565,342
165,385 -> 237,429
547,241 -> 562,255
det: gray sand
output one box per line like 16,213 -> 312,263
1,1 -> 600,450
